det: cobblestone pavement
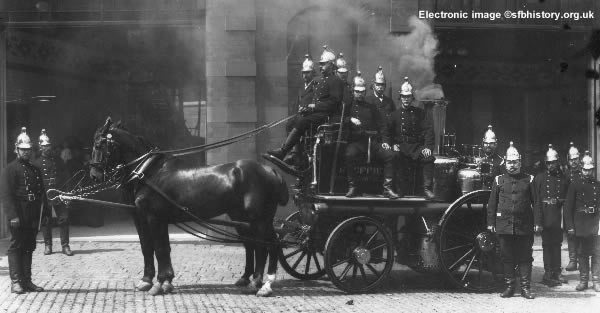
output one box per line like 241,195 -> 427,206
0,234 -> 598,313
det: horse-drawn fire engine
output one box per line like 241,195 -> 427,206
267,99 -> 504,294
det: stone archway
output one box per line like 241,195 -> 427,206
286,6 -> 357,115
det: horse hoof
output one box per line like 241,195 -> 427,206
256,285 -> 273,297
148,283 -> 163,296
136,280 -> 153,292
161,281 -> 174,294
234,277 -> 251,287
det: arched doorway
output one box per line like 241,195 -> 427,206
286,7 -> 357,115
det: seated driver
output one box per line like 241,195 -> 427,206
344,72 -> 399,199
267,46 -> 344,162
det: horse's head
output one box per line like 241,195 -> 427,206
90,117 -> 151,181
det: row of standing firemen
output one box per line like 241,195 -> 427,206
0,128 -> 73,294
267,46 -> 435,200
268,45 -> 600,299
485,136 -> 600,299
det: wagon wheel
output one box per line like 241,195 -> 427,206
437,190 -> 503,292
324,216 -> 394,293
278,211 -> 326,280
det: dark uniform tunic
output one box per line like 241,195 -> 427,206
365,93 -> 395,123
383,105 -> 435,190
533,170 -> 569,272
0,158 -> 49,283
488,173 -> 539,265
564,176 -> 600,277
290,73 -> 344,134
286,80 -> 316,133
32,154 -> 70,247
344,98 -> 395,178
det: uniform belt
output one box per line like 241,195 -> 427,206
398,135 -> 419,144
542,198 -> 563,205
17,194 -> 38,202
577,206 -> 598,214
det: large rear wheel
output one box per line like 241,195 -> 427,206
437,190 -> 502,292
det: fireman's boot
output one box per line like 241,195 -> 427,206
565,235 -> 578,271
500,263 -> 516,298
267,128 -> 302,161
519,263 -> 535,299
576,256 -> 589,291
345,165 -> 359,198
422,162 -> 435,200
42,224 -> 52,255
22,251 -> 43,292
383,178 -> 400,199
8,251 -> 24,294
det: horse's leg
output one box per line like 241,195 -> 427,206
229,214 -> 254,287
147,214 -> 175,296
250,221 -> 269,295
132,209 -> 155,291
257,220 -> 278,297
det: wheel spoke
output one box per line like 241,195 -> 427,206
304,252 -> 312,275
449,248 -> 475,271
313,252 -> 322,272
284,247 -> 303,258
369,243 -> 387,252
365,263 -> 380,277
291,251 -> 307,270
365,230 -> 380,247
332,258 -> 351,268
339,263 -> 353,281
359,264 -> 368,283
369,257 -> 387,263
467,202 -> 473,210
460,251 -> 477,282
352,264 -> 358,280
442,243 -> 473,253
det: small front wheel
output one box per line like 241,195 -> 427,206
324,216 -> 394,293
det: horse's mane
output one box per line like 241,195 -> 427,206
110,122 -> 158,152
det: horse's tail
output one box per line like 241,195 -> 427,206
271,168 -> 289,206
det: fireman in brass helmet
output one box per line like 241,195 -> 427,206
366,66 -> 395,122
32,129 -> 73,256
283,54 -> 317,169
267,45 -> 344,163
564,142 -> 582,272
480,125 -> 505,189
334,52 -> 353,117
383,77 -> 435,199
565,151 -> 600,292
487,142 -> 540,299
344,72 -> 398,199
533,144 -> 569,287
0,127 -> 49,294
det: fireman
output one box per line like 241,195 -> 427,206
32,129 -> 73,256
533,144 -> 569,287
283,54 -> 317,168
487,142 -> 540,299
334,52 -> 353,118
0,127 -> 49,294
565,151 -> 600,292
267,45 -> 344,162
344,72 -> 398,199
383,77 -> 435,199
366,66 -> 395,123
480,125 -> 505,189
564,142 -> 582,272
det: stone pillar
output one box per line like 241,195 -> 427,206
0,29 -> 7,238
205,0 -> 257,164
590,57 -> 600,175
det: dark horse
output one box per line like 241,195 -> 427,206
89,117 -> 288,296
